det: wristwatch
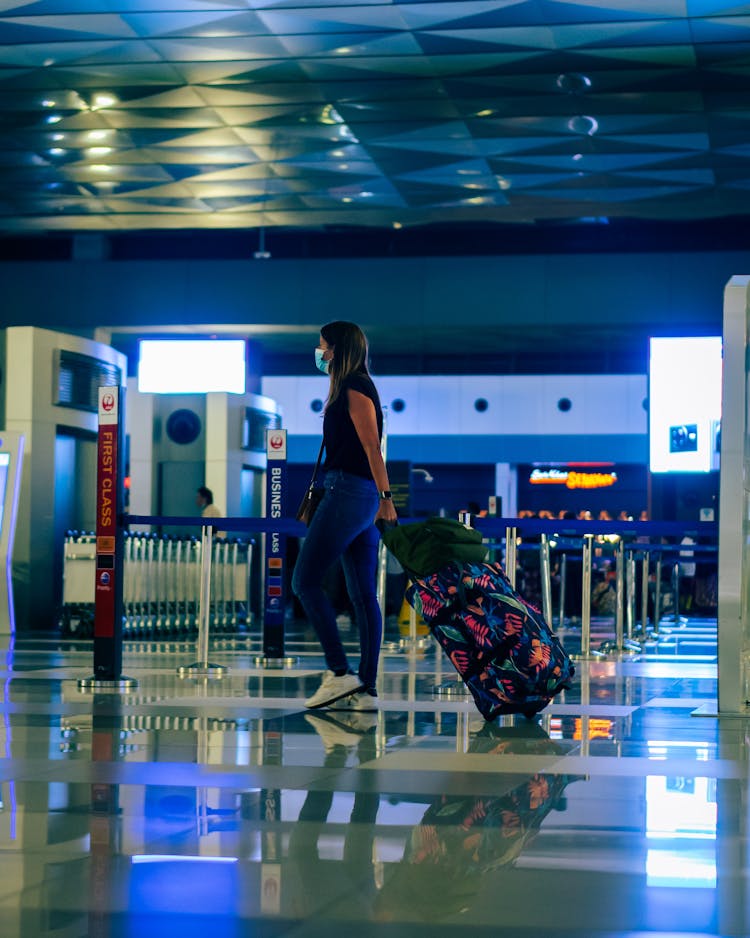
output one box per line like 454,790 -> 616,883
379,490 -> 393,500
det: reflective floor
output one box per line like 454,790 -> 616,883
1,623 -> 747,938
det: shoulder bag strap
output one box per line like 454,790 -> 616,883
309,441 -> 325,486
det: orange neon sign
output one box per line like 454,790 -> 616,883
529,468 -> 617,489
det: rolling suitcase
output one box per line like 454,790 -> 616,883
382,517 -> 574,721
406,559 -> 574,719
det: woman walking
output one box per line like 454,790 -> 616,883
292,321 -> 397,710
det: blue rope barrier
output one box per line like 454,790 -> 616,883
122,513 -> 718,547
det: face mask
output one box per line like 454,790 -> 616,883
315,348 -> 330,374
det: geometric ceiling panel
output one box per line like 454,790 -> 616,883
3,0 -> 750,230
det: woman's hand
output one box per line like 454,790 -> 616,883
375,498 -> 398,525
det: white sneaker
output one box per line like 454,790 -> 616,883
304,670 -> 363,709
328,691 -> 379,712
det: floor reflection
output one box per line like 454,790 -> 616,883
0,634 -> 748,937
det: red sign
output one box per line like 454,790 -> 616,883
94,388 -> 119,639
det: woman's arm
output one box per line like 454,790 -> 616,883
347,388 -> 398,521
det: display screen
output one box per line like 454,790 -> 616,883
137,340 -> 246,394
648,337 -> 722,473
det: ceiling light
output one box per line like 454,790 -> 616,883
342,197 -> 353,203
496,176 -> 511,190
322,105 -> 345,124
567,115 -> 598,136
88,130 -> 108,141
52,133 -> 65,141
41,99 -> 56,108
572,153 -> 583,161
338,164 -> 349,170
91,164 -> 112,172
331,150 -> 345,157
457,169 -> 481,175
392,222 -> 402,229
45,115 -> 62,124
87,147 -> 112,157
91,93 -> 116,109
556,73 -> 592,94
360,191 -> 373,198
48,148 -> 65,156
335,47 -> 352,55
476,109 -> 494,117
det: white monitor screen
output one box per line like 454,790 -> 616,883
137,340 -> 246,394
648,337 -> 722,473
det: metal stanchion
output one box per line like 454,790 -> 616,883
558,553 -> 567,630
376,538 -> 388,630
456,710 -> 469,753
637,552 -> 651,640
600,541 -> 640,656
660,559 -> 687,629
540,534 -> 553,626
626,550 -> 636,642
400,600 -> 429,653
573,534 -> 601,660
653,554 -> 663,635
177,526 -> 227,678
434,671 -> 470,698
615,541 -> 625,649
505,526 -> 517,588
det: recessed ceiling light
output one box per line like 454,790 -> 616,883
91,164 -> 112,172
41,99 -> 56,108
88,130 -> 108,141
48,148 -> 65,156
45,115 -> 62,124
556,73 -> 592,94
91,93 -> 116,109
476,109 -> 494,117
567,115 -> 598,136
87,147 -> 112,157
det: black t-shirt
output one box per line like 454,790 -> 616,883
323,373 -> 383,479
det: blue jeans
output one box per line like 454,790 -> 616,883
291,470 -> 382,688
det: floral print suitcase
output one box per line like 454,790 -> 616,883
406,560 -> 574,720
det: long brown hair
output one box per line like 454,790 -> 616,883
320,320 -> 371,408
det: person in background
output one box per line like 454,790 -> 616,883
196,485 -> 226,538
292,320 -> 398,712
